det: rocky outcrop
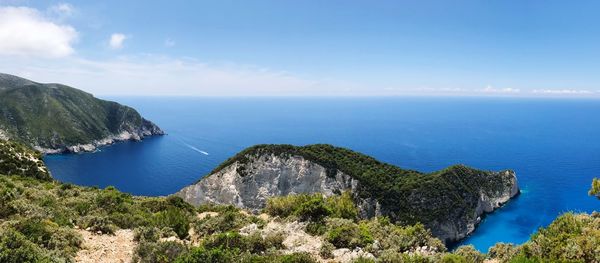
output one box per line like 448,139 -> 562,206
33,121 -> 164,154
0,140 -> 51,180
176,145 -> 519,244
177,154 -> 358,213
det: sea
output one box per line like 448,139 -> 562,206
43,97 -> 600,251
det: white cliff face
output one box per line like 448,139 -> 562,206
176,154 -> 358,213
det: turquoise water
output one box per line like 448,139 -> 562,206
44,97 -> 600,251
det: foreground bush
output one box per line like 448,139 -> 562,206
264,192 -> 358,221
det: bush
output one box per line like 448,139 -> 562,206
453,245 -> 484,263
353,257 -> 376,263
440,254 -> 466,263
133,240 -> 188,263
326,191 -> 359,220
487,243 -> 519,262
276,253 -> 318,263
264,192 -> 358,221
325,218 -> 372,249
134,226 -> 162,242
175,247 -> 237,263
320,241 -> 334,259
80,216 -> 117,234
265,194 -> 315,218
194,210 -> 263,237
152,208 -> 191,239
518,213 -> 600,262
95,186 -> 133,213
294,196 -> 332,222
0,228 -> 51,263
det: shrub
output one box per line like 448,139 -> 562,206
134,227 -> 162,242
353,257 -> 376,263
518,213 -> 600,262
264,192 -> 357,221
265,194 -> 314,218
152,208 -> 191,239
487,243 -> 519,262
453,245 -> 484,263
326,191 -> 359,220
0,228 -> 51,263
440,254 -> 467,263
276,253 -> 318,263
95,186 -> 133,213
294,196 -> 332,222
175,247 -> 237,263
80,216 -> 117,234
325,218 -> 372,249
203,232 -> 249,251
320,241 -> 334,259
133,240 -> 188,263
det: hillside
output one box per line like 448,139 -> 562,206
0,73 -> 163,153
1,141 -> 598,262
177,144 -> 520,243
0,140 -> 50,180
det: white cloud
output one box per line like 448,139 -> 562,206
532,89 -> 595,95
480,85 -> 521,94
48,3 -> 75,18
164,38 -> 175,47
0,6 -> 77,58
0,55 -> 337,96
109,33 -> 127,49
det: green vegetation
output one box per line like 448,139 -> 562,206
212,144 -> 515,227
0,73 -> 162,151
0,140 -> 51,180
1,140 -> 598,262
589,178 -> 600,199
0,175 -> 195,262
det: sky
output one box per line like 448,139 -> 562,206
1,0 -> 600,97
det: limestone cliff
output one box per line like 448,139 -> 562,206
176,144 -> 519,243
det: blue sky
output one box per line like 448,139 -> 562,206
1,0 -> 600,96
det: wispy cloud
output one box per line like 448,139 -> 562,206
0,55 -> 328,96
532,89 -> 595,95
109,33 -> 127,49
48,3 -> 75,18
480,85 -> 521,94
0,6 -> 77,58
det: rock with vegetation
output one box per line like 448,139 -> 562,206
0,73 -> 164,154
590,177 -> 600,199
176,144 -> 520,243
0,140 -> 51,180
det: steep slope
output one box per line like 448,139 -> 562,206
0,140 -> 50,180
176,144 -> 519,243
0,73 -> 164,153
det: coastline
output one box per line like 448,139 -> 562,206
35,130 -> 165,154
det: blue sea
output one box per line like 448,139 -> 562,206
44,97 -> 600,251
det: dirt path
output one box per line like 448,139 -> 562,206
75,229 -> 135,263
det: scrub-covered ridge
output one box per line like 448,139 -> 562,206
0,73 -> 163,154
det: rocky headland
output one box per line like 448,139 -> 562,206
176,144 -> 520,243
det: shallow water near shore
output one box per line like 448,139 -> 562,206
44,97 -> 600,251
